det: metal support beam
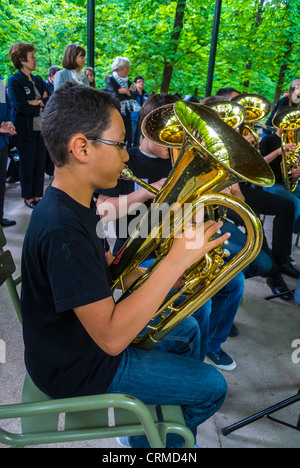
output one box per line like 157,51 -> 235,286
205,0 -> 222,97
87,0 -> 95,68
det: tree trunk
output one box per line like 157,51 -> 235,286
272,41 -> 293,108
243,0 -> 265,88
160,0 -> 187,93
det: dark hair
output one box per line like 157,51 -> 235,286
200,95 -> 226,105
62,44 -> 86,70
42,83 -> 120,167
215,87 -> 240,99
139,93 -> 181,126
9,42 -> 36,70
84,66 -> 96,87
48,66 -> 61,77
134,76 -> 144,83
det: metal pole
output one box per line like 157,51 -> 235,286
87,0 -> 95,68
205,0 -> 222,97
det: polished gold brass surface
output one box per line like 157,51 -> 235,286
120,165 -> 159,196
141,103 -> 183,165
273,108 -> 300,192
110,101 -> 274,349
204,100 -> 246,129
232,93 -> 271,148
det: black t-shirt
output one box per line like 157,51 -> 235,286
96,147 -> 172,254
21,185 -> 122,398
259,133 -> 282,183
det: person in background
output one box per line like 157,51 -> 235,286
44,65 -> 60,177
263,78 -> 300,137
54,44 -> 89,90
0,73 -> 17,226
44,66 -> 61,95
84,67 -> 96,88
7,42 -> 49,209
105,56 -> 136,148
131,76 -> 148,147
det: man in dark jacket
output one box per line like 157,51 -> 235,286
0,73 -> 17,227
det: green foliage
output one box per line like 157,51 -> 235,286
0,0 -> 299,104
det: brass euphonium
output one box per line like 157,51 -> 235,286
273,108 -> 300,192
204,100 -> 246,129
231,93 -> 271,148
111,101 -> 274,350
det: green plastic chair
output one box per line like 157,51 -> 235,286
0,226 -> 194,448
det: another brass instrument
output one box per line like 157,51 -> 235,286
204,100 -> 246,129
273,108 -> 300,192
232,93 -> 271,148
110,102 -> 274,350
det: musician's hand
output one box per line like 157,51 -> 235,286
169,220 -> 230,271
147,178 -> 167,199
291,166 -> 300,178
243,134 -> 255,145
284,143 -> 296,153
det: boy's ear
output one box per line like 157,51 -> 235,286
69,135 -> 89,163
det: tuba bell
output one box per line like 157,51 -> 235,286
273,108 -> 300,192
203,100 -> 246,129
231,93 -> 271,148
110,101 -> 275,350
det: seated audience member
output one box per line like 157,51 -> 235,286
21,83 -> 228,449
54,44 -> 89,90
97,93 -> 246,371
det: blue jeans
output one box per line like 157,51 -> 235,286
139,257 -> 244,360
221,219 -> 273,278
264,183 -> 300,234
193,272 -> 245,355
107,317 -> 227,448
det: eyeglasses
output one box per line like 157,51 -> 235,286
86,137 -> 128,149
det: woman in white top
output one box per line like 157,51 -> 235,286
54,44 -> 89,90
